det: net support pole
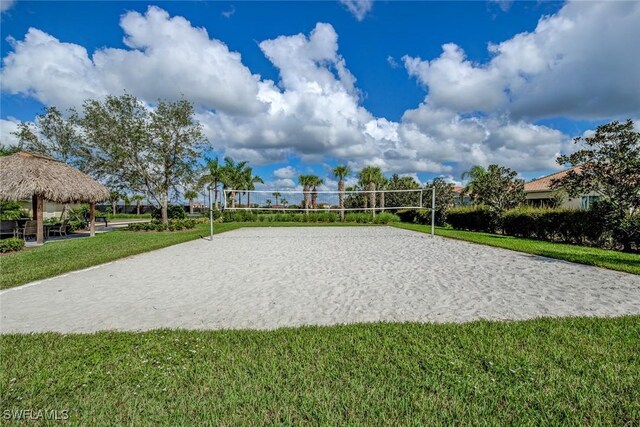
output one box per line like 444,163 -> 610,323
431,186 -> 435,237
209,186 -> 214,241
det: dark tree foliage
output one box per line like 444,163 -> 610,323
0,144 -> 20,156
424,177 -> 456,225
465,164 -> 525,212
384,173 -> 421,208
12,106 -> 80,163
552,119 -> 640,251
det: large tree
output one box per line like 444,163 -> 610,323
13,106 -> 80,163
463,164 -> 525,212
79,94 -> 208,223
552,119 -> 640,251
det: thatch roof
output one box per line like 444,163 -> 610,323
0,151 -> 109,203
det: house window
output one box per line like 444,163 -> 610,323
580,195 -> 600,209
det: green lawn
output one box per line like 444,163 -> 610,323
394,223 -> 640,275
1,317 -> 638,425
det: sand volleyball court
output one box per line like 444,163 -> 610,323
1,226 -> 639,333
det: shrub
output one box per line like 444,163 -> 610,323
344,213 -> 372,223
127,219 -> 196,232
396,209 -> 433,225
0,201 -> 29,220
150,205 -> 187,220
447,206 -> 499,233
501,207 -> 609,247
372,212 -> 400,224
222,211 -> 258,223
0,237 -> 25,253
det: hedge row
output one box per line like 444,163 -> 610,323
445,206 -> 611,247
127,219 -> 196,232
222,211 -> 400,224
446,206 -> 500,234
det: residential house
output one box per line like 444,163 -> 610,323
524,167 -> 600,209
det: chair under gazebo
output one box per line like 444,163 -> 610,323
0,151 -> 109,244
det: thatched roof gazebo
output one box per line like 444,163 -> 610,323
0,151 -> 109,244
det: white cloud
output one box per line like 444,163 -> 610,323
386,55 -> 399,69
403,1 -> 640,120
1,6 -> 263,114
273,166 -> 298,179
338,0 -> 373,21
0,118 -> 21,146
1,3 -> 634,178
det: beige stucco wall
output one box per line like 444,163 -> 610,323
525,191 -> 599,209
18,200 -> 82,220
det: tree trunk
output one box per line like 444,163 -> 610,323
112,201 -> 117,215
89,202 -> 96,237
339,181 -> 345,221
231,191 -> 236,208
369,182 -> 376,218
304,186 -> 310,214
380,192 -> 385,212
136,202 -> 141,215
161,193 -> 169,224
247,191 -> 251,208
214,185 -> 219,209
312,188 -> 318,210
188,200 -> 194,215
35,195 -> 44,244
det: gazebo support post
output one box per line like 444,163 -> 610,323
35,195 -> 44,244
89,202 -> 96,237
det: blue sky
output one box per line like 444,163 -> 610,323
1,1 -> 638,190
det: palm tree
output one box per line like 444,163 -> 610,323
378,176 -> 388,213
332,165 -> 351,221
272,192 -> 281,207
298,175 -> 312,213
122,194 -> 130,214
281,198 -> 288,208
184,189 -> 199,214
461,165 -> 487,203
241,166 -> 263,208
131,194 -> 144,215
220,157 -> 248,208
199,157 -> 223,209
307,175 -> 323,209
265,199 -> 272,208
358,166 -> 384,217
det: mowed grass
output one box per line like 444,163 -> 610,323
1,317 -> 639,425
394,223 -> 640,275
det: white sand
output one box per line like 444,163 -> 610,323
1,226 -> 639,333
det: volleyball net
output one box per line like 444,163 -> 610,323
221,189 -> 425,211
